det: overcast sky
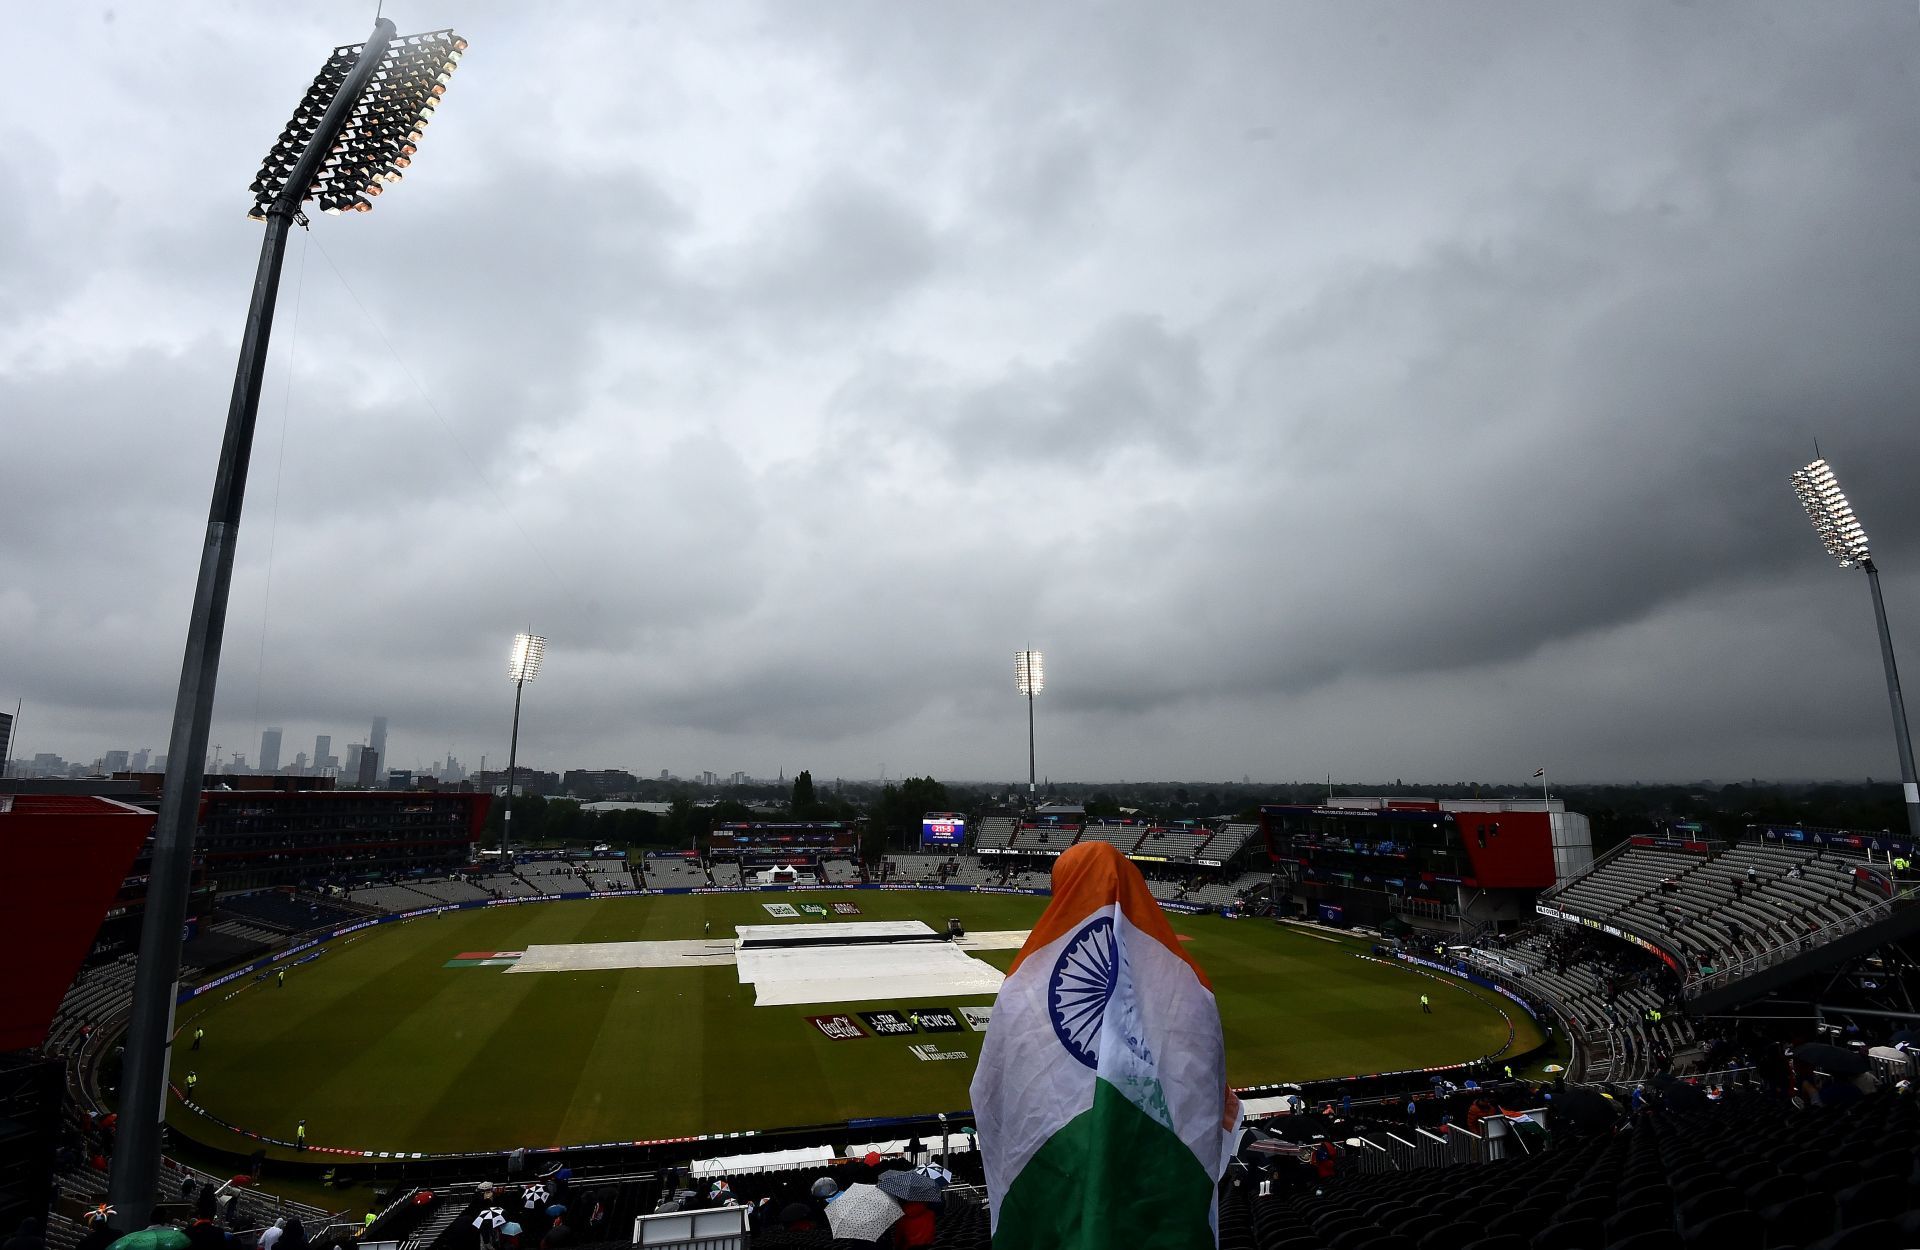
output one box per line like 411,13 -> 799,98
5,2 -> 1920,786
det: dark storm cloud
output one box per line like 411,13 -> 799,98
4,2 -> 1919,784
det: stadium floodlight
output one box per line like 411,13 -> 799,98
1790,457 -> 1919,841
503,633 -> 547,860
1016,650 -> 1044,795
1791,458 -> 1873,569
247,28 -> 467,221
508,631 -> 546,683
109,16 -> 467,1232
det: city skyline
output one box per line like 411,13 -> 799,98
5,4 -> 1920,784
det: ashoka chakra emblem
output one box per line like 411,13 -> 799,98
1048,915 -> 1119,1067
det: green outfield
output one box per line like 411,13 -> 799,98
167,892 -> 1539,1159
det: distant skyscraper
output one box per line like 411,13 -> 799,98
357,748 -> 380,788
369,717 -> 388,777
314,734 -> 332,771
0,711 -> 12,777
259,727 -> 283,775
103,749 -> 130,774
292,751 -> 309,773
130,748 -> 151,773
344,743 -> 365,780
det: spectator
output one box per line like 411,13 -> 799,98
892,1202 -> 936,1248
276,1220 -> 307,1250
2,1219 -> 44,1250
258,1219 -> 286,1250
539,1216 -> 570,1250
185,1195 -> 230,1250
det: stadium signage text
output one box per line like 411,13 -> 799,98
808,1015 -> 865,1040
861,1010 -> 917,1035
1534,904 -> 1680,972
909,1043 -> 969,1061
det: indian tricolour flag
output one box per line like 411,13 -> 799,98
971,841 -> 1241,1249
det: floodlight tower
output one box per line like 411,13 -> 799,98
1791,457 -> 1920,841
109,18 -> 466,1230
504,633 -> 547,858
1016,650 -> 1045,795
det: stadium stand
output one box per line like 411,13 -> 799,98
217,891 -> 361,933
473,872 -> 537,897
43,956 -> 139,1057
207,918 -> 282,946
642,857 -> 707,888
409,878 -> 494,904
1185,872 -> 1266,908
971,815 -> 1018,851
1480,927 -> 1691,1082
1543,838 -> 1893,980
1009,820 -> 1080,852
1202,822 -> 1260,863
946,858 -> 1002,886
1137,825 -> 1210,859
820,858 -> 862,884
710,861 -> 744,888
1078,822 -> 1148,854
885,854 -> 967,884
347,883 -> 444,912
1224,1084 -> 1919,1250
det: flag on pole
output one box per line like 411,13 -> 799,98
971,841 -> 1240,1249
1532,768 -> 1546,778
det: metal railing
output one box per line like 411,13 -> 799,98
1537,838 -> 1637,902
1684,885 -> 1920,997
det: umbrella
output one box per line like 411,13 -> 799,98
472,1208 -> 508,1231
913,1163 -> 953,1185
1795,1042 -> 1869,1077
824,1184 -> 904,1243
1542,1064 -> 1566,1073
412,1191 -> 436,1206
521,1184 -> 549,1207
545,1204 -> 567,1219
876,1169 -> 943,1204
500,1224 -> 522,1239
776,1202 -> 815,1227
108,1231 -> 191,1250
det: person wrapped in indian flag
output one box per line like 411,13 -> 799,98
971,840 -> 1242,1248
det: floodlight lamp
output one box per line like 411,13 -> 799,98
508,632 -> 547,683
1791,458 -> 1872,568
1015,649 -> 1045,696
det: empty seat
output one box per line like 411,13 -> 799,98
1531,1219 -> 1603,1250
1415,1224 -> 1479,1250
1762,1192 -> 1836,1246
1680,1210 -> 1762,1247
1807,1221 -> 1906,1250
